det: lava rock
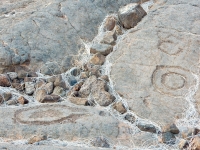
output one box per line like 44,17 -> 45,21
118,3 -> 147,29
79,76 -> 114,106
68,76 -> 77,86
25,82 -> 35,95
182,128 -> 200,140
40,62 -> 61,75
47,76 -> 56,83
163,123 -> 179,134
54,75 -> 68,89
100,31 -> 117,45
0,74 -> 11,87
99,75 -> 109,82
53,86 -> 66,97
6,99 -> 18,105
41,82 -> 54,94
40,95 -> 60,103
12,83 -> 25,91
35,79 -> 46,89
113,102 -> 127,114
28,72 -> 38,77
91,137 -> 110,148
0,91 -> 12,103
28,135 -> 47,144
35,89 -> 47,102
114,25 -> 122,35
70,67 -> 80,76
7,72 -> 18,80
162,132 -> 176,144
179,139 -> 188,150
190,136 -> 200,150
24,77 -> 35,82
90,43 -> 113,56
17,70 -> 28,79
137,122 -> 157,133
124,113 -> 136,124
103,16 -> 116,31
87,64 -> 101,77
80,72 -> 89,79
17,96 -> 29,105
90,53 -> 105,65
68,97 -> 88,105
72,82 -> 84,91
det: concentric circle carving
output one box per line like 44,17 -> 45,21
152,66 -> 194,97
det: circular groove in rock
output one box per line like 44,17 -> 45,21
14,104 -> 87,125
161,72 -> 186,90
152,66 -> 194,97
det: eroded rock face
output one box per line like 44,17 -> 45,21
0,103 -> 142,146
109,0 -> 200,128
0,0 -> 141,74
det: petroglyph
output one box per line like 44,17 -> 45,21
152,66 -> 195,97
14,105 -> 87,125
157,29 -> 190,56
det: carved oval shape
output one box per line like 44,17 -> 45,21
14,105 -> 86,125
162,72 -> 186,90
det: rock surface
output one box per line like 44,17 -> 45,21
0,0 -> 141,74
109,0 -> 200,129
0,103 -> 145,147
0,0 -> 199,149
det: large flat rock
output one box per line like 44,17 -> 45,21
108,0 -> 200,128
0,0 -> 141,74
0,102 -> 157,148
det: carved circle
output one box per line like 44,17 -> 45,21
152,66 -> 194,97
161,72 -> 186,90
157,30 -> 188,56
14,104 -> 86,125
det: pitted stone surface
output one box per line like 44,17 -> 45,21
108,1 -> 200,128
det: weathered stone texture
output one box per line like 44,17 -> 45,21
109,0 -> 200,128
0,0 -> 141,74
